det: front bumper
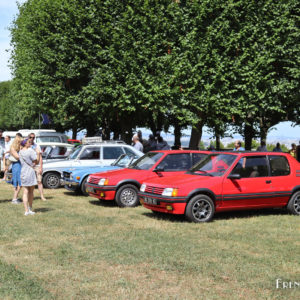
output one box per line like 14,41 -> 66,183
85,183 -> 116,200
139,192 -> 187,214
61,179 -> 79,192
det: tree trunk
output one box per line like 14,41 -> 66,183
215,133 -> 220,150
244,123 -> 255,150
72,126 -> 77,139
120,118 -> 133,145
86,125 -> 97,137
174,122 -> 181,148
189,121 -> 204,150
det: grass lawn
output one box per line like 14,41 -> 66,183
0,181 -> 299,299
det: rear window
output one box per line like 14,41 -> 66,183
103,146 -> 124,160
269,155 -> 290,176
156,153 -> 191,171
36,136 -> 61,143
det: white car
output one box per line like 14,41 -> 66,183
42,142 -> 143,188
39,142 -> 74,163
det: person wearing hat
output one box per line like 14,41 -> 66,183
19,138 -> 38,216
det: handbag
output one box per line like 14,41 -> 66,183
9,156 -> 18,163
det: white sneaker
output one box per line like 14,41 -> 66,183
12,199 -> 21,204
24,211 -> 31,216
28,207 -> 35,215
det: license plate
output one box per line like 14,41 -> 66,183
144,197 -> 158,205
86,186 -> 95,193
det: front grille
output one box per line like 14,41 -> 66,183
145,185 -> 164,195
63,172 -> 71,179
88,176 -> 100,184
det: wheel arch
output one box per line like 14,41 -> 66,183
116,179 -> 141,191
185,188 -> 217,207
291,185 -> 300,195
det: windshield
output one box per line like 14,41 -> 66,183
69,145 -> 82,159
128,152 -> 164,170
189,153 -> 237,177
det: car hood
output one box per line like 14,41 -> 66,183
142,173 -> 221,190
43,159 -> 75,169
72,166 -> 121,177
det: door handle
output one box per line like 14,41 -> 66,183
266,180 -> 271,184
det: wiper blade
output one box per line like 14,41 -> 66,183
192,170 -> 213,176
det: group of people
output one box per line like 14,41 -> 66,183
0,130 -> 46,216
132,130 -> 171,153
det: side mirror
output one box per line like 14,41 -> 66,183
228,173 -> 241,180
153,166 -> 164,173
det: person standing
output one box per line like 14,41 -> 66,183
156,136 -> 170,150
272,143 -> 282,152
257,140 -> 268,152
3,135 -> 12,181
28,133 -> 47,201
132,135 -> 143,152
233,140 -> 245,151
19,138 -> 38,216
289,143 -> 297,158
10,133 -> 23,204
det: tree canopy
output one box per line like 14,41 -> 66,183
3,0 -> 299,148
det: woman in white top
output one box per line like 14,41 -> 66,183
19,139 -> 38,216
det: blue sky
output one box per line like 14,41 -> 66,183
0,0 -> 299,139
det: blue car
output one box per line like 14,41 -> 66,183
61,154 -> 141,196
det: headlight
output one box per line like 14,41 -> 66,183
162,188 -> 178,197
140,184 -> 146,192
98,178 -> 109,186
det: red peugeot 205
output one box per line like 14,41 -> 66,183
86,150 -> 209,207
139,152 -> 300,222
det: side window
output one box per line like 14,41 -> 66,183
156,153 -> 191,171
192,153 -> 207,166
269,155 -> 290,176
123,147 -> 136,157
79,147 -> 100,160
103,146 -> 124,160
50,146 -> 68,157
231,156 -> 268,178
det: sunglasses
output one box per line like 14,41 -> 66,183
29,136 -> 35,139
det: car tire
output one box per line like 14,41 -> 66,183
80,177 -> 89,196
287,191 -> 300,215
43,172 -> 61,189
185,194 -> 215,222
115,184 -> 139,207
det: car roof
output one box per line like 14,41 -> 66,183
150,150 -> 211,154
38,142 -> 74,147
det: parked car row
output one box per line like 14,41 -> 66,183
39,144 -> 300,222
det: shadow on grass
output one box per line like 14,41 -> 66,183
0,199 -> 15,204
143,208 -> 289,223
89,200 -> 117,207
63,191 -> 82,197
34,207 -> 54,213
33,196 -> 54,201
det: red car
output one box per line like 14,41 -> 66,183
139,152 -> 300,222
86,150 -> 209,207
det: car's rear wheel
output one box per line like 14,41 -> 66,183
43,172 -> 60,189
115,184 -> 139,207
287,191 -> 300,215
185,195 -> 215,222
80,177 -> 89,196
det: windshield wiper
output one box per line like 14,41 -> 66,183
192,170 -> 213,176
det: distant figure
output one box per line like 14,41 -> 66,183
145,134 -> 157,152
156,136 -> 170,150
272,143 -> 282,152
172,143 -> 183,150
132,135 -> 143,152
257,140 -> 267,152
233,140 -> 245,151
207,144 -> 215,151
289,143 -> 297,158
137,130 -> 149,153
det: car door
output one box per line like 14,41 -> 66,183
266,155 -> 292,205
77,146 -> 101,167
221,155 -> 274,209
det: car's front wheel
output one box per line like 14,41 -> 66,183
80,177 -> 89,196
287,191 -> 300,215
43,172 -> 61,189
185,194 -> 215,222
115,184 -> 139,207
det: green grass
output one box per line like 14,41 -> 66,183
0,181 -> 299,299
